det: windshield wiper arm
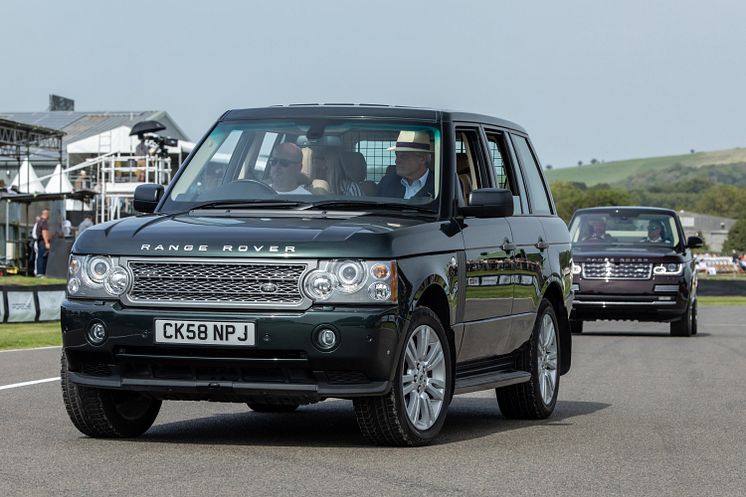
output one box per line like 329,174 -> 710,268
299,200 -> 435,214
168,199 -> 305,216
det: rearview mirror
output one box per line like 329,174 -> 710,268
134,184 -> 164,213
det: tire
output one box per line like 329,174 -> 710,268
670,301 -> 694,337
353,307 -> 452,446
247,403 -> 299,413
496,298 -> 560,419
690,300 -> 698,335
569,319 -> 583,334
61,353 -> 161,438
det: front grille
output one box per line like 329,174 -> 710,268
124,259 -> 311,308
582,262 -> 652,280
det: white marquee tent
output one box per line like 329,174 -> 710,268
10,159 -> 45,193
44,164 -> 73,194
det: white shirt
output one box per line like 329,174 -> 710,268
274,185 -> 312,195
400,169 -> 430,200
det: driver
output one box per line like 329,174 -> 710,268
268,143 -> 311,194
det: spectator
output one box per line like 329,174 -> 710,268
62,218 -> 72,237
135,134 -> 154,182
77,215 -> 93,235
33,208 -> 51,277
74,170 -> 88,191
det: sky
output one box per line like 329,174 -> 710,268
2,0 -> 745,168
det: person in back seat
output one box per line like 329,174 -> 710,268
377,131 -> 434,200
311,147 -> 362,196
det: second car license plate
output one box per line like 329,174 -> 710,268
154,319 -> 255,346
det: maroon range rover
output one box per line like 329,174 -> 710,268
567,207 -> 703,337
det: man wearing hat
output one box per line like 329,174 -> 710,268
377,130 -> 435,199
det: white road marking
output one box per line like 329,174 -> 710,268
0,377 -> 60,391
0,345 -> 61,354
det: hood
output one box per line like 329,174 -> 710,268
73,212 -> 455,259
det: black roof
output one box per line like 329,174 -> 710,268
222,104 -> 526,133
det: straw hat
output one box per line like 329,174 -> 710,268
388,131 -> 432,153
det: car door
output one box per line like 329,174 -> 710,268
483,128 -> 545,353
455,125 -> 515,362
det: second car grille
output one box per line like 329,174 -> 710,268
582,262 -> 652,280
125,260 -> 310,308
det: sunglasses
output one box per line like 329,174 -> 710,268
268,157 -> 299,167
648,226 -> 661,231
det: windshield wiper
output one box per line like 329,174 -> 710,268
298,200 -> 436,214
168,199 -> 305,216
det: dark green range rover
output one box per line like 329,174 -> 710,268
61,105 -> 573,446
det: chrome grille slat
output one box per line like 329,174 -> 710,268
582,262 -> 652,280
124,259 -> 313,309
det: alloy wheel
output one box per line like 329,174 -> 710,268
402,324 -> 447,430
538,314 -> 559,406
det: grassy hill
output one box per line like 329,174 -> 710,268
545,148 -> 746,186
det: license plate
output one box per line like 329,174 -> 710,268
154,319 -> 255,346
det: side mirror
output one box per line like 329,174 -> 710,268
460,188 -> 514,218
686,235 -> 704,249
134,184 -> 164,213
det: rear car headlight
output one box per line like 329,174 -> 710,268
67,255 -> 131,298
303,260 -> 396,304
653,263 -> 683,276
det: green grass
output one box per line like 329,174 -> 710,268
0,321 -> 61,350
697,295 -> 746,305
545,148 -> 746,186
0,276 -> 66,286
697,296 -> 746,306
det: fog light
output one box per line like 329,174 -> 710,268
67,278 -> 81,295
316,328 -> 337,350
87,322 -> 107,345
368,282 -> 392,301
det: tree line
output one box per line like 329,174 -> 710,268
549,163 -> 746,253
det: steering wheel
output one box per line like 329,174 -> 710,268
233,179 -> 277,195
201,179 -> 277,200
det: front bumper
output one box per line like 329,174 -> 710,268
61,299 -> 401,403
570,277 -> 690,322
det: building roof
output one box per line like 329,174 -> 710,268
0,110 -> 190,162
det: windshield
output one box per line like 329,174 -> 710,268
161,120 -> 442,213
569,210 -> 681,249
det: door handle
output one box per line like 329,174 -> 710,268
535,238 -> 549,251
501,240 -> 516,252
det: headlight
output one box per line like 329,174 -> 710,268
87,256 -> 112,284
571,262 -> 582,275
303,260 -> 396,304
653,263 -> 683,276
67,255 -> 131,298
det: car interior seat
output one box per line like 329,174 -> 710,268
456,152 -> 473,202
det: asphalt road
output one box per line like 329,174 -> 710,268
1,307 -> 745,497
